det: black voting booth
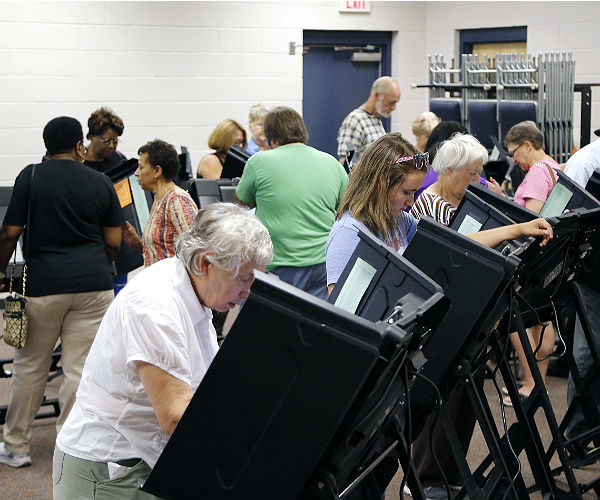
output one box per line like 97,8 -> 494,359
465,181 -> 539,224
326,220 -> 526,500
399,217 -> 529,500
142,271 -> 445,500
403,217 -> 521,408
450,184 -> 600,499
327,227 -> 448,336
175,146 -> 194,189
103,158 -> 153,276
539,169 -> 600,218
223,145 -> 251,177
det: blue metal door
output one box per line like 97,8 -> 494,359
303,30 -> 392,158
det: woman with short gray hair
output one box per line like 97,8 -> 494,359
411,133 -> 489,226
53,203 -> 272,500
246,104 -> 269,155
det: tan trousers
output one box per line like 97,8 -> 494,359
3,290 -> 113,455
53,449 -> 160,500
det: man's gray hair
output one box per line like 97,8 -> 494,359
371,76 -> 397,95
175,203 -> 273,276
431,133 -> 488,174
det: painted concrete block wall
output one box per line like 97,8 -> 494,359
425,1 -> 600,148
1,1 -> 599,185
0,1 -> 425,185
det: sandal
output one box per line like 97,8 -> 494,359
502,391 -> 528,407
501,385 -> 523,396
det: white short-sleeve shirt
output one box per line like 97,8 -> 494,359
564,138 -> 600,188
56,257 -> 219,467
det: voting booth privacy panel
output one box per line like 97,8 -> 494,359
104,159 -> 153,275
327,227 -> 448,337
142,272 -> 432,500
403,217 -> 521,407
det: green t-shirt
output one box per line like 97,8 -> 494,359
236,143 -> 348,270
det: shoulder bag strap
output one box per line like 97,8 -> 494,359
542,161 -> 557,185
22,164 -> 36,296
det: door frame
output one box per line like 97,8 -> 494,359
302,30 -> 393,132
459,26 -> 527,62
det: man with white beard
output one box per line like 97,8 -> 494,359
336,76 -> 401,167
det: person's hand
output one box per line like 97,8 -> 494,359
121,221 -> 141,249
488,177 -> 505,196
520,218 -> 553,246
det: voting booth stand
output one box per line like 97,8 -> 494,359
400,218 -> 528,500
328,219 -> 529,500
451,185 -> 600,499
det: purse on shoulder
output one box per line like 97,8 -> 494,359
2,264 -> 28,349
2,163 -> 34,349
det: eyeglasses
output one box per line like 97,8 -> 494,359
507,143 -> 524,158
390,152 -> 429,169
96,136 -> 119,146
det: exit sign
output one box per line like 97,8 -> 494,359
339,1 -> 371,12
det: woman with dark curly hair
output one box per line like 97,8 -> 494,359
122,140 -> 198,267
84,107 -> 127,173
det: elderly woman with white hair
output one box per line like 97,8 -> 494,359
246,104 -> 269,155
411,133 -> 488,225
52,203 -> 273,500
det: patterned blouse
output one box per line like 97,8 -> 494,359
410,191 -> 456,227
142,186 -> 198,266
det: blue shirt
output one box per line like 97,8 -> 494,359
246,137 -> 260,155
325,211 -> 418,286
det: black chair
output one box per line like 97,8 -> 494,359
219,185 -> 237,204
467,100 -> 497,149
187,178 -> 232,208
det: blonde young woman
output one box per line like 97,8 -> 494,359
196,119 -> 247,179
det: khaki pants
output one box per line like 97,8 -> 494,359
53,448 -> 160,500
3,290 -> 113,455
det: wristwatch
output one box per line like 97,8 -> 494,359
0,272 -> 6,280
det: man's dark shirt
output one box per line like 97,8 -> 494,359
3,159 -> 122,296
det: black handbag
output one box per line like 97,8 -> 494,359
2,164 -> 35,349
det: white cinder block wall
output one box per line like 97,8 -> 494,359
1,1 -> 599,185
425,1 -> 600,150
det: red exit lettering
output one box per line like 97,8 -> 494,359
346,1 -> 366,8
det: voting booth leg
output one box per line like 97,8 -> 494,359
499,299 -> 582,500
451,358 -> 529,500
547,283 -> 600,494
395,425 -> 427,500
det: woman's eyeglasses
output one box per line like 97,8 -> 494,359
390,152 -> 429,169
507,143 -> 524,158
97,136 -> 119,146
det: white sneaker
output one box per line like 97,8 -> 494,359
403,484 -> 412,496
0,442 -> 31,467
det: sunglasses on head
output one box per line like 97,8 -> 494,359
390,152 -> 429,169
